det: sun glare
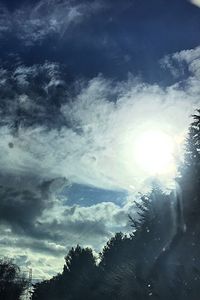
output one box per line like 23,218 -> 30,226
134,130 -> 175,175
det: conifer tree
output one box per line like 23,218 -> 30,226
178,109 -> 200,226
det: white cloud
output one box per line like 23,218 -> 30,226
1,49 -> 200,193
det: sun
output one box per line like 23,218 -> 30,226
133,130 -> 175,175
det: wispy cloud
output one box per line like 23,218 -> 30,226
0,0 -> 105,45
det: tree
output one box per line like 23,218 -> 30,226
61,245 -> 98,300
32,275 -> 62,300
32,245 -> 98,300
180,109 -> 200,185
178,109 -> 200,227
0,258 -> 28,300
99,232 -> 131,271
129,187 -> 175,276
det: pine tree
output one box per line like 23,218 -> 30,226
32,246 -> 98,300
179,109 -> 200,190
178,109 -> 200,226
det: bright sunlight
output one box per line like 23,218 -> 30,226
133,130 -> 175,175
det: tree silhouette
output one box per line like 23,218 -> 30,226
61,245 -> 98,300
180,109 -> 200,184
0,258 -> 28,300
178,109 -> 200,228
99,232 -> 131,270
32,245 -> 98,300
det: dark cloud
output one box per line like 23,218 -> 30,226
0,63 -> 71,129
0,236 -> 66,256
0,174 -> 68,239
0,185 -> 46,227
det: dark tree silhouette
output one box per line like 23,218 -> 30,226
99,232 -> 131,270
0,258 -> 28,300
61,245 -> 98,300
32,274 -> 62,300
180,109 -> 200,184
178,109 -> 200,228
32,245 -> 98,300
130,188 -> 174,276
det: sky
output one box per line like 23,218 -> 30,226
0,0 -> 200,279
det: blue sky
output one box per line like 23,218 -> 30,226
1,0 -> 200,81
0,0 -> 200,279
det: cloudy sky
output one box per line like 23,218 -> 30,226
0,0 -> 200,279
